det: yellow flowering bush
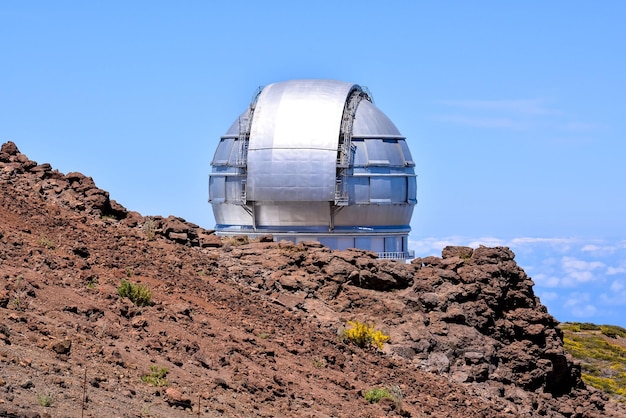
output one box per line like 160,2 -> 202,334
342,320 -> 389,350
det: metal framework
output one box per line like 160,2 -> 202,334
234,87 -> 262,204
335,87 -> 371,205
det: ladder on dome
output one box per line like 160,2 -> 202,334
235,87 -> 263,205
335,88 -> 370,205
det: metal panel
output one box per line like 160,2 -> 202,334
390,177 -> 407,203
349,177 -> 370,204
399,140 -> 415,166
247,80 -> 355,202
212,138 -> 234,165
211,204 -> 253,227
223,110 -> 250,138
254,202 -> 331,227
337,237 -> 355,250
370,177 -> 392,203
352,139 -> 368,166
208,176 -> 225,202
334,205 -> 414,227
353,100 -> 403,138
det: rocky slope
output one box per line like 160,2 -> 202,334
1,141 -> 624,417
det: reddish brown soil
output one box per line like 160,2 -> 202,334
1,141 -> 625,418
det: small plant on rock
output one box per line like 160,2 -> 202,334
86,276 -> 98,289
10,290 -> 27,311
36,393 -> 53,407
364,387 -> 393,403
117,279 -> 152,307
37,237 -> 56,250
143,218 -> 156,241
342,320 -> 389,350
125,266 -> 134,278
312,359 -> 326,368
141,365 -> 169,387
221,235 -> 248,247
364,385 -> 403,407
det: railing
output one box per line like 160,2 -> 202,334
234,117 -> 250,167
377,251 -> 408,260
334,179 -> 348,205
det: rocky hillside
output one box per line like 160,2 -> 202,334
1,141 -> 624,418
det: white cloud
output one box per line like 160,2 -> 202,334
610,280 -> 624,293
409,236 -> 506,258
467,237 -> 506,248
533,273 -> 561,288
581,243 -> 619,255
564,293 -> 598,318
561,256 -> 605,286
438,99 -> 562,116
538,291 -> 559,303
509,237 -> 576,246
433,99 -> 597,135
599,288 -> 626,306
561,257 -> 605,271
431,114 -> 527,130
607,266 -> 626,275
572,304 -> 598,318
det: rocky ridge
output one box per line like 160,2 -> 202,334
1,141 -> 624,417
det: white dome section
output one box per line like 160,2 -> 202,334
246,80 -> 353,202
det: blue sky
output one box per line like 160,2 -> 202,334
2,2 -> 625,326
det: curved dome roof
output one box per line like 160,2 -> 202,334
223,79 -> 403,139
353,99 -> 403,138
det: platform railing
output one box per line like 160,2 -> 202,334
377,251 -> 409,260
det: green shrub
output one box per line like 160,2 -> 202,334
342,320 -> 389,350
364,387 -> 392,403
143,218 -> 156,241
580,322 -> 601,331
37,237 -> 56,250
36,393 -> 53,407
86,277 -> 98,289
117,279 -> 152,307
312,359 -> 326,368
601,325 -> 626,339
364,385 -> 403,408
141,365 -> 169,387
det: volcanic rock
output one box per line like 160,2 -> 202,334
1,141 -> 624,418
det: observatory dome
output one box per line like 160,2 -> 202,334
209,79 -> 416,259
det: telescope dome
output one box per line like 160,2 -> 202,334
209,79 -> 416,259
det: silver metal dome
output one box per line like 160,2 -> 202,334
209,79 -> 416,259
